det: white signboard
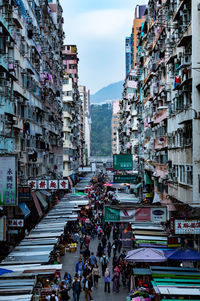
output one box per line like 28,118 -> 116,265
48,180 -> 58,190
78,167 -> 92,172
28,179 -> 69,190
59,180 -> 69,189
28,180 -> 37,189
8,219 -> 24,228
38,180 -> 48,190
175,219 -> 200,234
0,156 -> 17,206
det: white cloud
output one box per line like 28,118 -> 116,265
62,8 -> 134,92
65,9 -> 133,42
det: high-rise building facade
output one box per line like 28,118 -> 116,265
119,0 -> 200,219
62,45 -> 82,179
0,0 -> 64,248
112,100 -> 120,155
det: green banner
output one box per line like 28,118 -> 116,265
104,207 -> 120,222
113,154 -> 133,171
114,175 -> 137,184
0,156 -> 17,206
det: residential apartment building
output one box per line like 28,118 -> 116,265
125,37 -> 131,76
62,45 -> 82,180
0,0 -> 64,182
0,0 -> 64,248
119,0 -> 200,214
119,5 -> 146,171
79,85 -> 91,166
112,100 -> 120,155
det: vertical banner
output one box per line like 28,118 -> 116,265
0,156 -> 17,206
0,216 -> 6,241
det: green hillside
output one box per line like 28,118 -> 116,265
91,103 -> 112,156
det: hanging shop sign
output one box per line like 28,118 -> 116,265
38,180 -> 48,190
0,156 -> 17,206
18,186 -> 31,199
0,216 -> 6,241
8,219 -> 24,228
113,154 -> 133,171
48,180 -> 58,190
114,175 -> 137,184
104,206 -> 167,223
59,180 -> 69,189
174,219 -> 200,234
28,179 -> 69,190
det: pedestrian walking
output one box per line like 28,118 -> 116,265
104,268 -> 111,293
96,242 -> 103,259
83,246 -> 90,262
72,275 -> 81,301
112,266 -> 120,293
75,258 -> 85,277
101,235 -> 107,249
83,275 -> 93,301
107,241 -> 112,258
112,253 -> 118,271
92,263 -> 100,288
89,252 -> 97,268
100,252 -> 109,276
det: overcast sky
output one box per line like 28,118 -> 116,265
60,0 -> 147,94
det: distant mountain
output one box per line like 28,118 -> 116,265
90,80 -> 123,103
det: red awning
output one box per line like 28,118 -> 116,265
32,192 -> 43,217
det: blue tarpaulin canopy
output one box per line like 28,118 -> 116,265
0,268 -> 13,275
164,249 -> 200,261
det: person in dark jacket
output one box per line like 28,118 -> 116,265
72,275 -> 81,301
60,285 -> 70,301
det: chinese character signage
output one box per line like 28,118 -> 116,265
175,219 -> 200,234
0,156 -> 17,206
28,179 -> 68,190
114,175 -> 137,184
28,180 -> 37,189
38,180 -> 48,190
18,187 -> 31,199
59,180 -> 69,189
48,180 -> 58,190
113,154 -> 133,171
8,219 -> 24,228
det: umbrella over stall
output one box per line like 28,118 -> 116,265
125,248 -> 167,262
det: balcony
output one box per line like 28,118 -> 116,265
154,136 -> 168,150
0,56 -> 8,71
153,107 -> 168,124
0,15 -> 13,38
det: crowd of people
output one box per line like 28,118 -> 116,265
46,172 -> 134,301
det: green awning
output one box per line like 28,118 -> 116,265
36,191 -> 48,210
145,172 -> 153,184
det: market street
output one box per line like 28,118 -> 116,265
61,235 -> 129,301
